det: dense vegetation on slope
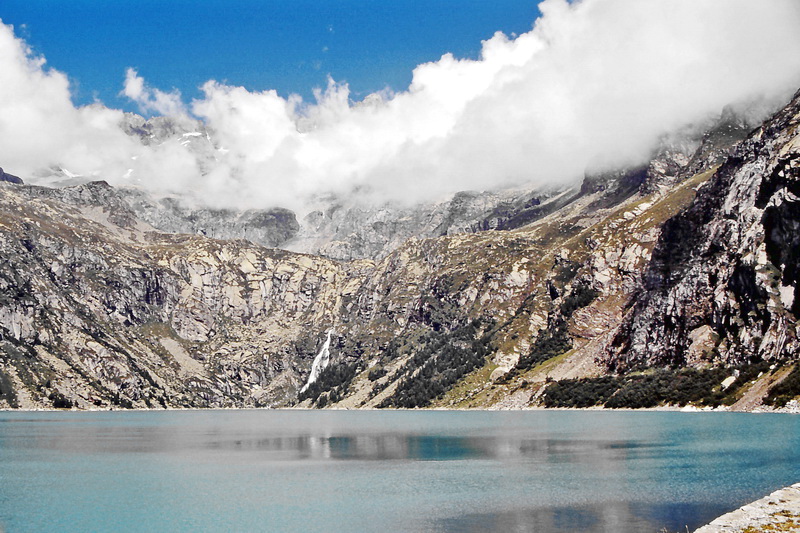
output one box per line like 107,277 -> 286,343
542,361 -> 780,409
501,283 -> 599,381
297,360 -> 362,407
764,363 -> 800,407
378,319 -> 494,408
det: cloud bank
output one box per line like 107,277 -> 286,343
1,0 -> 800,211
122,68 -> 187,117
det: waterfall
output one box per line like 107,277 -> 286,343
300,330 -> 333,393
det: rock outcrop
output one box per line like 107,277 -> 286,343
119,187 -> 301,249
607,88 -> 800,370
694,483 -> 800,533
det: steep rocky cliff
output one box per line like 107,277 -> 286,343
607,89 -> 800,371
0,181 -> 349,408
1,92 -> 798,410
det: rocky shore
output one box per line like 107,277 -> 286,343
694,483 -> 800,532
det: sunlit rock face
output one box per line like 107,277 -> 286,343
0,178 -> 346,408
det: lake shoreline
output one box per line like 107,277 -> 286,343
2,403 -> 799,413
694,483 -> 800,532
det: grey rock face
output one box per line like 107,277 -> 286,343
119,110 -> 584,260
0,181 -> 345,409
286,185 -> 578,261
119,188 -> 300,249
607,89 -> 800,370
581,107 -> 757,204
120,113 -> 204,146
11,178 -> 301,250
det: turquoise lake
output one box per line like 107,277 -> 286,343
0,410 -> 798,532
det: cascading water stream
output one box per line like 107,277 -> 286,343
300,330 -> 333,393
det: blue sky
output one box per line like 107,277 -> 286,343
1,0 -> 542,110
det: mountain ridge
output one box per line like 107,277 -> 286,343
0,89 -> 798,410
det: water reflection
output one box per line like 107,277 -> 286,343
200,434 -> 666,463
1,410 -> 798,533
440,501 -> 732,533
22,419 -> 666,463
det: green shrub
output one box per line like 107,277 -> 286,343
367,366 -> 387,382
543,376 -> 619,408
514,324 -> 572,373
49,391 -> 73,409
554,262 -> 581,283
560,284 -> 599,318
543,366 -> 747,409
765,363 -> 800,407
298,361 -> 361,406
316,393 -> 329,408
506,284 -> 598,378
0,369 -> 18,408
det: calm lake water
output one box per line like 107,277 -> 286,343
0,410 -> 798,532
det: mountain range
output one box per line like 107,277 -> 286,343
0,87 -> 798,411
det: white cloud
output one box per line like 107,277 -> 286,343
122,68 -> 187,117
2,0 -> 800,212
0,23 -> 138,180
